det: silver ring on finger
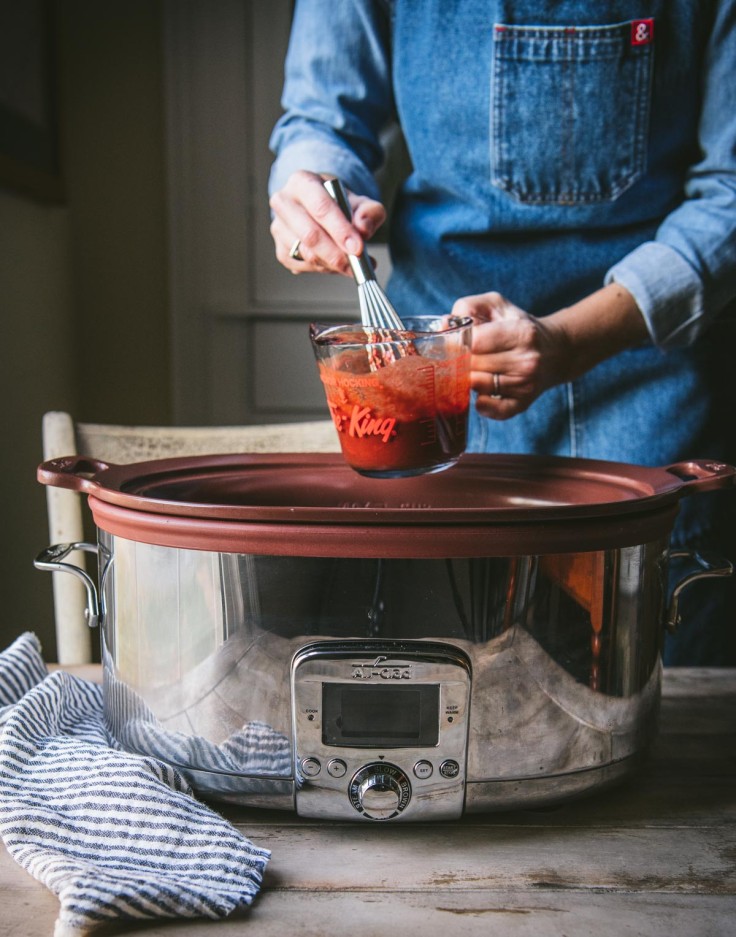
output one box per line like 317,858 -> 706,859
289,238 -> 304,261
491,372 -> 503,398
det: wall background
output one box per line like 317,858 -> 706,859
0,1 -> 170,657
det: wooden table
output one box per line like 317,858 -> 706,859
2,668 -> 734,936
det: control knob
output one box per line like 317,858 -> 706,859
349,763 -> 411,820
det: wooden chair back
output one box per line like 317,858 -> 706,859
41,411 -> 338,663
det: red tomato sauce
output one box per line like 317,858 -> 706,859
317,348 -> 470,475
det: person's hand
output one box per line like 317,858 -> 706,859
269,170 -> 387,275
452,292 -> 569,420
453,284 -> 648,420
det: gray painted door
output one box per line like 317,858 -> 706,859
163,0 -> 392,425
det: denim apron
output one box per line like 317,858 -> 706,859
382,0 -> 736,663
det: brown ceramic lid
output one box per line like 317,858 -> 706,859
37,453 -> 735,557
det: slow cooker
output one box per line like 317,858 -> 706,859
36,452 -> 734,821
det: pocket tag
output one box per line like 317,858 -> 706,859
631,19 -> 654,46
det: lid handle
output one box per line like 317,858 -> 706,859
664,460 -> 736,496
37,455 -> 113,493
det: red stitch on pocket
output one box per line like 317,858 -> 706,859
631,19 -> 654,46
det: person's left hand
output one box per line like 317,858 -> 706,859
452,291 -> 570,420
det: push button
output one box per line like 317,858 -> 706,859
439,759 -> 460,779
413,760 -> 433,780
300,757 -> 321,778
327,758 -> 347,778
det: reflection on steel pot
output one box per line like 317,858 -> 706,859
36,453 -> 734,820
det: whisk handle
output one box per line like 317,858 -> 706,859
323,177 -> 376,285
323,177 -> 352,220
347,251 -> 377,286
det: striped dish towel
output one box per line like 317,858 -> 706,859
0,632 -> 270,937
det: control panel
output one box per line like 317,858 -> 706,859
291,641 -> 471,821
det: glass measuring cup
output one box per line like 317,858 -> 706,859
310,315 -> 472,478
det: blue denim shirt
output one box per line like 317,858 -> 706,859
270,0 -> 736,354
270,2 -> 736,665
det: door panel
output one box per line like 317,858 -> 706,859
164,0 -> 390,425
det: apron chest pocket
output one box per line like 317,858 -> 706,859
491,20 -> 654,205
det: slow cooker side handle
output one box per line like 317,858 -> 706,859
34,543 -> 100,629
665,549 -> 733,634
665,460 -> 736,495
37,456 -> 112,493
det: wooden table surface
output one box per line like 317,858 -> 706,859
2,667 -> 734,936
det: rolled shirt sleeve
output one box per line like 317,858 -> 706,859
268,135 -> 382,202
606,0 -> 736,350
268,0 -> 394,201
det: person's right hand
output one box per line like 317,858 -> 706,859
270,171 -> 387,275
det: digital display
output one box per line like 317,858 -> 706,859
322,683 -> 439,748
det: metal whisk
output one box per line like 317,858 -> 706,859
323,178 -> 404,332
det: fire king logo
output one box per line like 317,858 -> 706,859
351,656 -> 412,680
328,403 -> 397,443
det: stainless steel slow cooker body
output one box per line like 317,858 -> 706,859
36,453 -> 735,820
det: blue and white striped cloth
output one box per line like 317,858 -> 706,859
0,632 -> 270,937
